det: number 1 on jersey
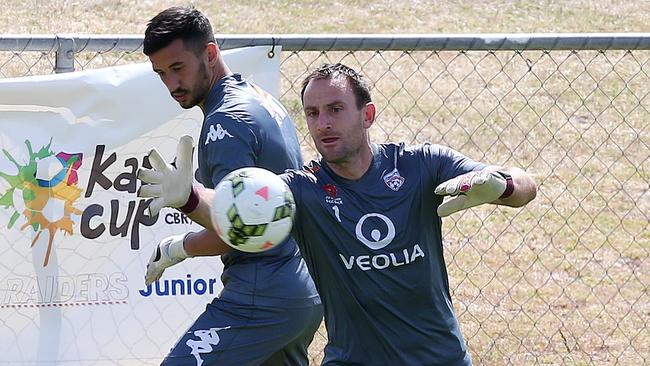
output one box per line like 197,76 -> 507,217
332,205 -> 341,222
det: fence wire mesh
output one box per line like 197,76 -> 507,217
0,36 -> 648,365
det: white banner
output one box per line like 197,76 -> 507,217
0,46 -> 282,365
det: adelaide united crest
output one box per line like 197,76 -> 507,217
383,168 -> 405,192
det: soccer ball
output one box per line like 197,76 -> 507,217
211,167 -> 295,253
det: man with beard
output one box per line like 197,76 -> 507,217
140,7 -> 322,366
138,62 -> 537,365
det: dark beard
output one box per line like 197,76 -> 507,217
181,60 -> 211,109
195,60 -> 210,104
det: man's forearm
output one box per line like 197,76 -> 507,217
184,229 -> 232,257
486,166 -> 537,207
181,186 -> 232,257
184,185 -> 216,230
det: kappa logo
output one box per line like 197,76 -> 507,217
383,168 -> 405,191
204,124 -> 233,145
186,326 -> 231,366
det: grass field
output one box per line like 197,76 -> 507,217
4,0 -> 650,34
2,1 -> 649,365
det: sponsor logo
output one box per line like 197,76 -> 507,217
204,124 -> 233,145
186,326 -> 231,366
322,184 -> 342,204
139,274 -> 220,297
458,171 -> 477,193
340,213 -> 426,270
339,244 -> 425,271
0,140 -> 83,266
383,168 -> 405,191
322,184 -> 337,198
81,144 -> 158,250
1,139 -> 197,259
355,213 -> 395,250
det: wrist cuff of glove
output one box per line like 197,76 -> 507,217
169,233 -> 191,259
498,172 -> 514,199
179,185 -> 199,214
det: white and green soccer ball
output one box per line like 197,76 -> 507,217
211,167 -> 295,253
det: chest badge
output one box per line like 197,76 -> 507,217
383,168 -> 405,192
322,184 -> 343,204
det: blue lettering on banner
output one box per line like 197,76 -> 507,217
139,274 -> 219,297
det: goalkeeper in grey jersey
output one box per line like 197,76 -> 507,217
139,7 -> 321,366
138,62 -> 537,365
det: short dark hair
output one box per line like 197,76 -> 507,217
143,6 -> 215,56
300,63 -> 372,109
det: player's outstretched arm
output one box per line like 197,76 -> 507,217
144,230 -> 232,285
180,185 -> 216,231
137,136 -> 236,285
183,229 -> 232,256
435,166 -> 536,217
485,166 -> 537,207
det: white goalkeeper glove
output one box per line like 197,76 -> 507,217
137,135 -> 195,216
145,233 -> 191,286
435,170 -> 513,217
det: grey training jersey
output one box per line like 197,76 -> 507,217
282,142 -> 486,365
197,74 -> 319,308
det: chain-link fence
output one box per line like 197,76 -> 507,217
1,34 -> 648,365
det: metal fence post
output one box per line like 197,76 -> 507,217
55,35 -> 75,73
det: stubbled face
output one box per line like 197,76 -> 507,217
302,76 -> 369,165
149,38 -> 211,109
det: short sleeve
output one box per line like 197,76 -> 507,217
421,143 -> 487,186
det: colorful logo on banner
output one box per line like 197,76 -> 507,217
1,139 -> 200,269
0,139 -> 83,266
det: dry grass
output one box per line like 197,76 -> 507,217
3,0 -> 650,34
2,1 -> 649,365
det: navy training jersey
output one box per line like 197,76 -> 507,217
282,143 -> 487,365
197,74 -> 319,308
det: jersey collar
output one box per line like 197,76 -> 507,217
320,143 -> 383,186
202,73 -> 242,113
